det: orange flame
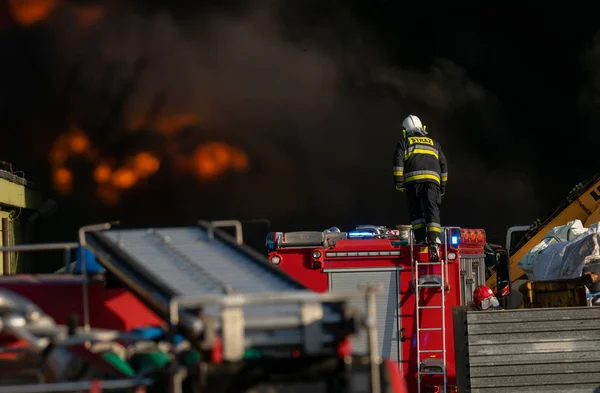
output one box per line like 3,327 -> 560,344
92,152 -> 161,192
53,167 -> 72,194
50,126 -> 98,193
69,132 -> 89,154
49,127 -> 94,167
131,152 -> 160,177
111,168 -> 138,189
7,0 -> 59,26
49,124 -> 249,205
93,163 -> 112,183
191,142 -> 249,180
93,152 -> 160,202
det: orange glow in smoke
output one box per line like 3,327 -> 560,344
96,185 -> 119,206
53,167 -> 72,194
192,142 -> 249,180
69,132 -> 89,154
49,127 -> 93,167
195,156 -> 219,179
49,148 -> 68,168
73,4 -> 105,28
93,151 -> 160,202
156,113 -> 200,135
93,163 -> 112,183
131,112 -> 201,135
7,0 -> 59,26
231,149 -> 249,171
111,168 -> 138,189
131,152 -> 160,177
48,124 -> 249,204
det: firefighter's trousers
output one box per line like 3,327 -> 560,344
405,182 -> 442,244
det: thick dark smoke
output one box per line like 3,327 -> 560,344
580,31 -> 600,144
1,1 -> 597,254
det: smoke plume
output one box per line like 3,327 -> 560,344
1,0 -> 543,245
580,30 -> 600,148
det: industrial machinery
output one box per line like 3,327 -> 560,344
486,172 -> 600,303
0,220 -> 407,393
266,224 -> 488,393
452,172 -> 600,393
0,287 -> 155,391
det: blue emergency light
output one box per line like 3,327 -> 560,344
347,231 -> 376,239
447,227 -> 462,247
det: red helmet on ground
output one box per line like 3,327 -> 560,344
473,285 -> 498,310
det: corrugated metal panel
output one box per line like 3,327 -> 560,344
464,306 -> 600,393
91,227 -> 321,321
472,257 -> 486,289
460,256 -> 485,306
459,257 -> 472,306
97,227 -> 300,297
329,271 -> 399,361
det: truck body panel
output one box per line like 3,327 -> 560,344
268,226 -> 487,393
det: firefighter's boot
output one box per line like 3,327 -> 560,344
428,243 -> 439,262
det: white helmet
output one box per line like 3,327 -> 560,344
402,115 -> 428,136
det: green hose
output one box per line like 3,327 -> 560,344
101,352 -> 136,377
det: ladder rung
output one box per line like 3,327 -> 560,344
415,262 -> 444,265
418,305 -> 443,309
418,370 -> 445,375
418,328 -> 443,331
419,349 -> 446,353
417,275 -> 444,288
420,358 -> 446,374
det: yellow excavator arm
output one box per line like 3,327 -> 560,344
487,173 -> 600,288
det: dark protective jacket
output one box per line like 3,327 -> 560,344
393,134 -> 448,191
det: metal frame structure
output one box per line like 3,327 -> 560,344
0,285 -> 155,392
167,286 -> 384,393
0,219 -> 389,393
0,242 -> 78,275
0,378 -> 152,393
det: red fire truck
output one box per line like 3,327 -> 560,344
265,225 -> 488,393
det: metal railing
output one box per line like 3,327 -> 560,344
0,221 -> 388,393
0,378 -> 152,393
78,222 -> 119,331
0,168 -> 29,186
201,219 -> 244,245
0,241 -> 79,276
167,286 -> 384,393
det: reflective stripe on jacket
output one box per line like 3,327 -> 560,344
393,135 -> 447,188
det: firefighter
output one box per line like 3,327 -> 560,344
472,285 -> 504,311
393,114 -> 448,261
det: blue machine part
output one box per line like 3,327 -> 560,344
130,326 -> 185,344
73,246 -> 104,274
131,326 -> 164,340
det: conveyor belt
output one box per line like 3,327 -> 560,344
84,224 -> 362,360
91,227 -> 304,297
